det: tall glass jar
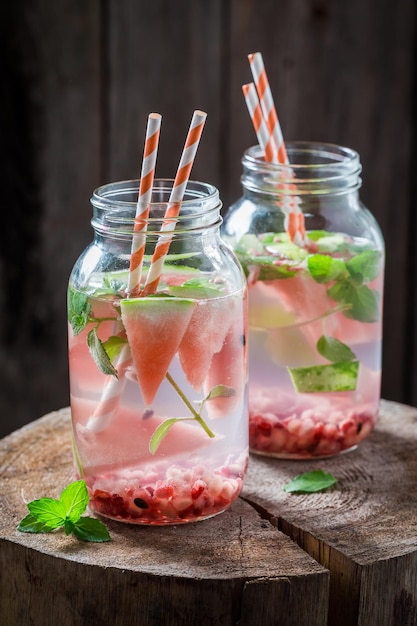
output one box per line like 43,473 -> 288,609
223,142 -> 384,459
68,179 -> 248,524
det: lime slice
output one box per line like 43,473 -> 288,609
168,279 -> 224,299
289,361 -> 359,393
265,242 -> 309,261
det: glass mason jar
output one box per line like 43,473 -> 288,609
223,142 -> 384,459
68,179 -> 248,524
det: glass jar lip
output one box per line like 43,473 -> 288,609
241,141 -> 362,196
91,178 -> 220,214
243,141 -> 361,173
90,178 -> 222,235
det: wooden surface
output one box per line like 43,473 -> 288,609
0,408 -> 328,626
0,0 -> 416,439
1,400 -> 416,625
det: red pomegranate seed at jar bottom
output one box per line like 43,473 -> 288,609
191,480 -> 206,500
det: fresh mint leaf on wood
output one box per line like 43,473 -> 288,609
72,517 -> 112,542
18,480 -> 111,543
283,470 -> 337,493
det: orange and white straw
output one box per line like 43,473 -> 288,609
84,111 -> 206,431
84,343 -> 132,433
245,53 -> 306,245
242,83 -> 278,164
85,114 -> 162,432
142,109 -> 207,295
128,112 -> 162,296
248,52 -> 288,164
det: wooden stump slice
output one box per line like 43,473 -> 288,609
242,399 -> 417,626
0,408 -> 328,626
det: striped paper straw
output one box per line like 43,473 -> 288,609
246,54 -> 306,244
85,114 -> 161,432
242,83 -> 278,164
84,343 -> 132,433
142,109 -> 207,295
248,52 -> 288,164
128,112 -> 162,296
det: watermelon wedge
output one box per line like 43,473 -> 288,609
203,323 -> 246,418
120,297 -> 196,405
178,296 -> 236,390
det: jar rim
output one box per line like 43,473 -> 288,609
243,141 -> 361,172
90,178 -> 222,235
91,178 -> 220,214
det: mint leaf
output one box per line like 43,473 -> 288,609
304,230 -> 329,242
317,335 -> 356,363
103,335 -> 128,363
59,479 -> 89,523
307,254 -> 346,284
18,480 -> 111,542
326,279 -> 354,305
27,498 -> 67,528
346,250 -> 381,284
283,470 -> 337,493
205,385 -> 236,401
327,281 -> 380,323
149,418 -> 184,454
72,517 -> 111,542
344,285 -> 380,322
68,288 -> 91,335
18,513 -> 56,533
87,328 -> 118,377
64,519 -> 75,536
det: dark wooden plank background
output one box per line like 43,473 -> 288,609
0,0 -> 415,438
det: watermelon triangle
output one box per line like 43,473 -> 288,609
120,297 -> 196,405
178,297 -> 236,390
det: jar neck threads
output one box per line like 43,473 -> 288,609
90,179 -> 222,239
241,142 -> 362,198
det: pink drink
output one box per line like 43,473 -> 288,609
236,231 -> 383,458
68,179 -> 248,524
68,275 -> 247,524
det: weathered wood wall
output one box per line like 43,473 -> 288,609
0,0 -> 415,437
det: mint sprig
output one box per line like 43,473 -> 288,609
149,381 -> 235,454
307,250 -> 381,323
68,287 -> 124,378
283,470 -> 337,493
18,480 -> 111,542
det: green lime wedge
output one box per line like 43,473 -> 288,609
168,279 -> 224,299
288,361 -> 359,393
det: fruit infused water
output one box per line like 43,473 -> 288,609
68,177 -> 248,524
223,142 -> 385,459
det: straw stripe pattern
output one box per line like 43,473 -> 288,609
142,110 -> 207,295
128,113 -> 162,296
242,83 -> 278,164
248,52 -> 288,164
85,344 -> 132,433
245,53 -> 306,244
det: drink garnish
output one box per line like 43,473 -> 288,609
283,470 -> 337,493
289,361 -> 359,393
18,480 -> 111,542
149,382 -> 235,454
